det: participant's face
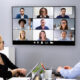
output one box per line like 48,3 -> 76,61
41,9 -> 46,16
20,9 -> 24,15
61,20 -> 67,28
21,32 -> 25,39
61,10 -> 66,15
61,32 -> 67,39
41,20 -> 45,26
41,32 -> 46,41
0,41 -> 4,50
20,21 -> 25,28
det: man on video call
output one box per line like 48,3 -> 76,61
35,19 -> 49,30
16,8 -> 28,19
59,31 -> 70,41
56,8 -> 70,18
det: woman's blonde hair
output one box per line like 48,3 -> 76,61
19,30 -> 26,40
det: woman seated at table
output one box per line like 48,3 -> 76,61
0,35 -> 27,79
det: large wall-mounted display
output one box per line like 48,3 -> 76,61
12,6 -> 75,45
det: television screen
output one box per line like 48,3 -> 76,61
12,6 -> 75,45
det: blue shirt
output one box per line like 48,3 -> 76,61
35,26 -> 49,30
16,14 -> 28,19
56,15 -> 69,18
60,62 -> 80,79
59,37 -> 71,41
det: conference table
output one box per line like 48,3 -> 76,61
8,77 -> 77,80
8,76 -> 78,80
0,74 -> 79,80
0,77 -> 78,80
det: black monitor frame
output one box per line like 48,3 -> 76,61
12,6 -> 76,45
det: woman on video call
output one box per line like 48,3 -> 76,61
17,30 -> 27,41
0,35 -> 27,80
18,19 -> 26,30
38,31 -> 50,41
37,8 -> 49,18
60,19 -> 68,30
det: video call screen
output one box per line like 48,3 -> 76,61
12,6 -> 75,45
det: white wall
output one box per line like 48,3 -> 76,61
0,0 -> 80,72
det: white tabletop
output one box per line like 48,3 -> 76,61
8,77 -> 31,80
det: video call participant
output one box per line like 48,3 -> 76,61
16,8 -> 28,19
38,31 -> 50,41
37,8 -> 49,18
56,8 -> 70,18
56,62 -> 80,79
0,35 -> 27,80
17,30 -> 27,41
60,19 -> 68,30
18,19 -> 26,30
36,19 -> 49,30
59,31 -> 70,41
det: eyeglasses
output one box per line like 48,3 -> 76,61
41,22 -> 45,23
61,22 -> 66,24
0,41 -> 4,44
41,10 -> 46,13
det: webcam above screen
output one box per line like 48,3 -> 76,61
12,6 -> 76,45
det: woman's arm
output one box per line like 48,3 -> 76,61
2,53 -> 18,69
0,70 -> 12,79
2,54 -> 27,76
0,69 -> 21,79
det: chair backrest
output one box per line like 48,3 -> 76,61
0,78 -> 3,80
0,47 -> 15,64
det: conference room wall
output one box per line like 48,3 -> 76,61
0,0 -> 80,72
